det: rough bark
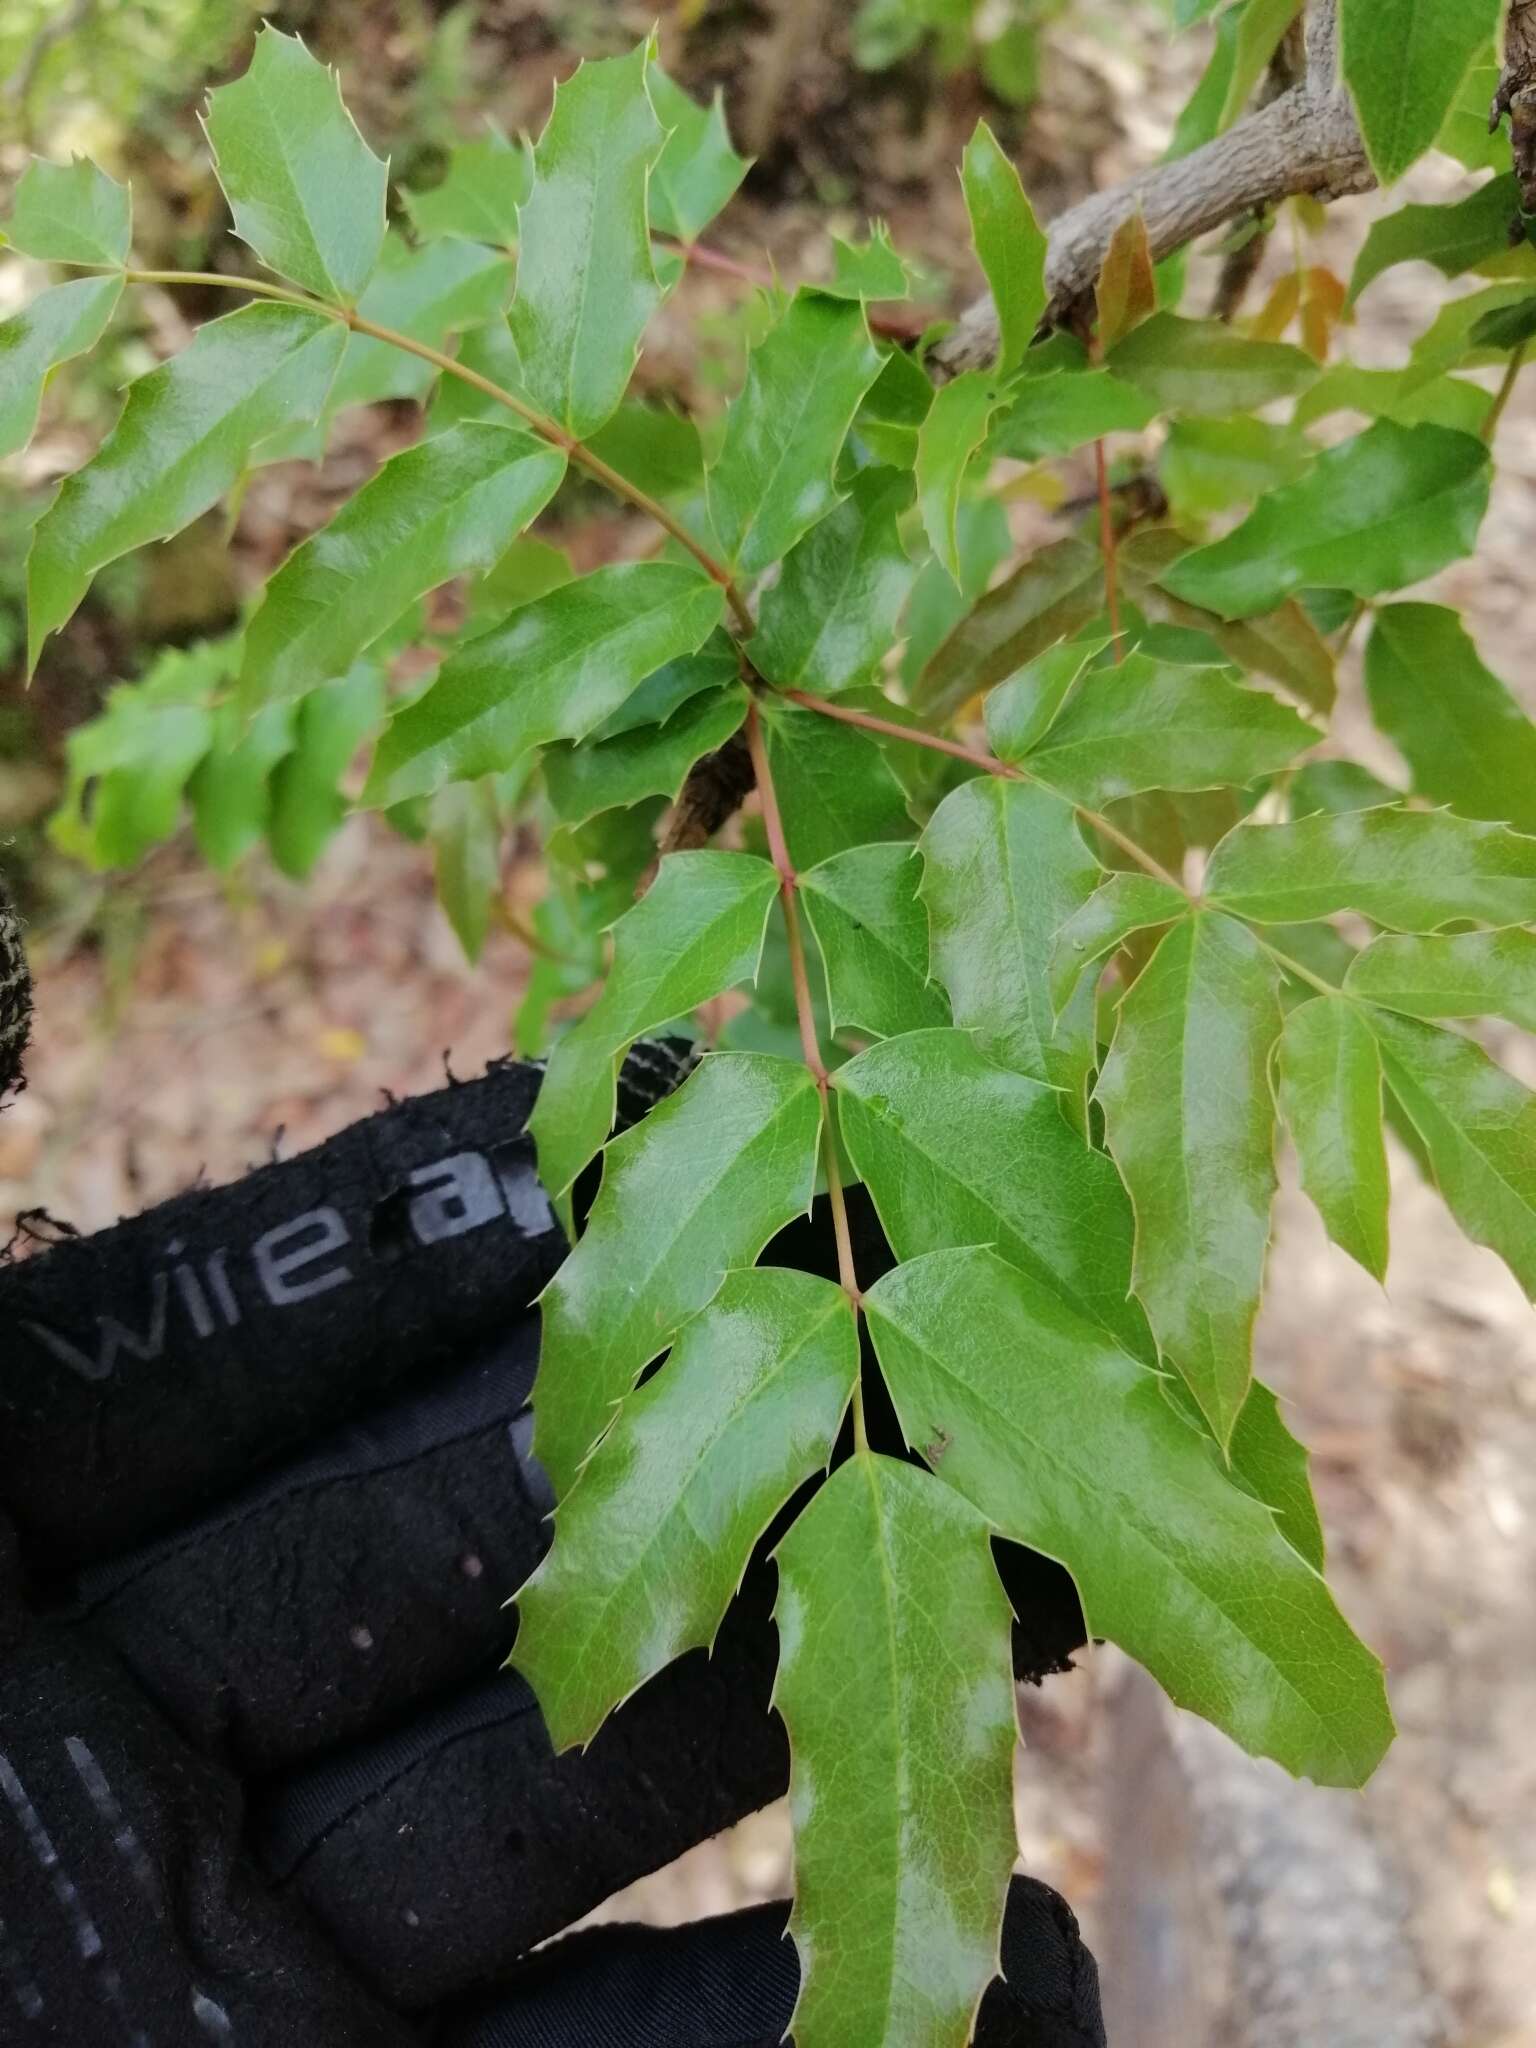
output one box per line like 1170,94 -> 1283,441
0,870 -> 31,1101
1496,0 -> 1536,211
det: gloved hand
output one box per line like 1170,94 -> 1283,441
0,1019 -> 1105,2046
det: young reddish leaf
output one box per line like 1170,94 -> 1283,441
864,1246 -> 1393,1786
7,156 -> 131,266
1096,211 -> 1156,351
0,276 -> 122,461
508,42 -> 666,438
800,844 -> 950,1041
1278,996 -> 1391,1281
534,1051 -> 822,1498
1345,928 -> 1536,1033
517,1268 -> 856,1750
204,27 -> 388,301
773,1452 -> 1018,2048
1341,0 -> 1501,186
1205,807 -> 1536,931
529,849 -> 779,1205
1097,911 -> 1283,1447
961,120 -> 1048,370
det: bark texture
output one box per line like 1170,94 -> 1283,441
0,870 -> 30,1101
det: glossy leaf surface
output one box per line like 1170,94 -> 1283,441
0,275 -> 122,461
8,155 -> 130,266
1108,314 -> 1316,417
915,537 -> 1102,718
752,468 -> 915,696
402,130 -> 530,246
800,844 -> 949,1040
761,703 -> 913,872
1341,0 -> 1501,185
544,685 -> 747,829
1279,996 -> 1391,1280
961,119 -> 1047,369
1048,872 -> 1189,1017
1345,928 -> 1536,1032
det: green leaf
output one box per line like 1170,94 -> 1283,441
594,637 -> 739,738
1278,996 -> 1391,1280
1293,364 -> 1495,436
1162,422 -> 1490,619
517,1267 -> 856,1749
1019,653 -> 1317,807
800,844 -> 949,1040
1366,1008 -> 1536,1296
1345,928 -> 1536,1032
508,43 -> 666,437
1107,314 -> 1317,418
1364,604 -> 1536,832
760,701 -> 913,871
529,851 -> 779,1203
364,562 -> 724,805
429,779 -> 502,961
961,120 -> 1047,370
266,664 -> 385,880
1048,871 -> 1190,1017
50,665 -> 214,870
836,1027 -> 1156,1362
864,1245 -> 1393,1785
7,156 -> 131,266
1340,0 -> 1501,185
0,275 -> 122,461
1205,806 -> 1536,930
1405,282 -> 1536,381
646,63 -> 750,244
708,291 -> 884,578
988,365 -> 1157,462
188,694 -> 295,870
752,467 -> 915,695
320,238 -> 514,422
584,401 -> 705,500
27,303 -> 345,671
915,536 -> 1103,719
982,638 -> 1108,763
1436,48 -> 1507,172
204,27 -> 388,301
1096,212 -> 1157,351
241,423 -> 566,709
1222,1379 -> 1326,1573
920,778 -> 1102,1098
545,685 -> 747,829
773,1452 -> 1018,2048
916,371 -> 1003,587
1348,175 -> 1520,305
826,224 -> 917,301
533,1050 -> 822,1497
1097,912 -> 1282,1446
1470,296 -> 1536,351
1160,415 -> 1313,517
402,128 -> 531,246
1218,0 -> 1305,127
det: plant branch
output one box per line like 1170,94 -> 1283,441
1484,342 -> 1529,441
931,1 -> 1371,377
1094,438 -> 1124,657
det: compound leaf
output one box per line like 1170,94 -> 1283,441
0,275 -> 122,461
1345,928 -> 1536,1032
364,562 -> 724,805
204,27 -> 388,302
864,1246 -> 1393,1786
517,1267 -> 856,1750
1278,996 -> 1391,1280
961,119 -> 1047,370
800,843 -> 950,1040
1096,911 -> 1282,1446
534,1051 -> 822,1497
774,1452 -> 1018,2048
982,638 -> 1108,763
242,423 -> 567,708
761,701 -> 913,871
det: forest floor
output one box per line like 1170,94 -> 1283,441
3,7 -> 1535,2043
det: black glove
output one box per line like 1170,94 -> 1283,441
0,1047 -> 1105,2046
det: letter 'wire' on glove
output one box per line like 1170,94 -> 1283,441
0,1046 -> 1105,2046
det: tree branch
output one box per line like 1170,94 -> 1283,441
932,1 -> 1371,376
1496,0 -> 1536,210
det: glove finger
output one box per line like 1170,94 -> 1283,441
433,1878 -> 1104,2048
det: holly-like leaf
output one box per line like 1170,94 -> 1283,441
1097,211 -> 1156,350
316,238 -> 514,424
1364,604 -> 1536,832
533,1051 -> 822,1497
1348,175 -> 1520,305
1205,807 -> 1536,930
1163,422 -> 1490,618
6,156 -> 131,266
1048,871 -> 1189,1016
266,664 -> 385,880
773,1452 -> 1019,2048
982,638 -> 1108,762
1293,364 -> 1493,436
989,364 -> 1158,461
915,536 -> 1103,718
647,63 -> 750,245
1097,911 -> 1282,1446
800,844 -> 949,1040
864,1245 -> 1393,1785
594,638 -> 739,739
428,779 -> 502,962
544,685 -> 747,829
508,43 -> 666,437
1107,314 -> 1316,417
1290,760 -> 1401,818
188,694 -> 296,871
826,224 -> 917,301
752,467 -> 916,696
1278,996 -> 1391,1280
961,119 -> 1048,370
27,303 -> 346,671
585,401 -> 705,500
1222,1379 -> 1326,1573
204,27 -> 387,302
517,1267 -> 856,1750
364,562 -> 724,805
1340,0 -> 1501,186
0,276 -> 122,461
402,129 -> 531,247
1345,928 -> 1536,1033
917,371 -> 1004,587
1366,1008 -> 1536,1297
761,701 -> 913,871
1160,416 -> 1313,517
836,1027 -> 1156,1362
241,423 -> 566,709
920,778 -> 1102,1099
529,851 -> 779,1204
708,290 -> 885,577
1019,652 -> 1317,807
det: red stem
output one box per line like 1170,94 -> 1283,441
1094,438 -> 1124,660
